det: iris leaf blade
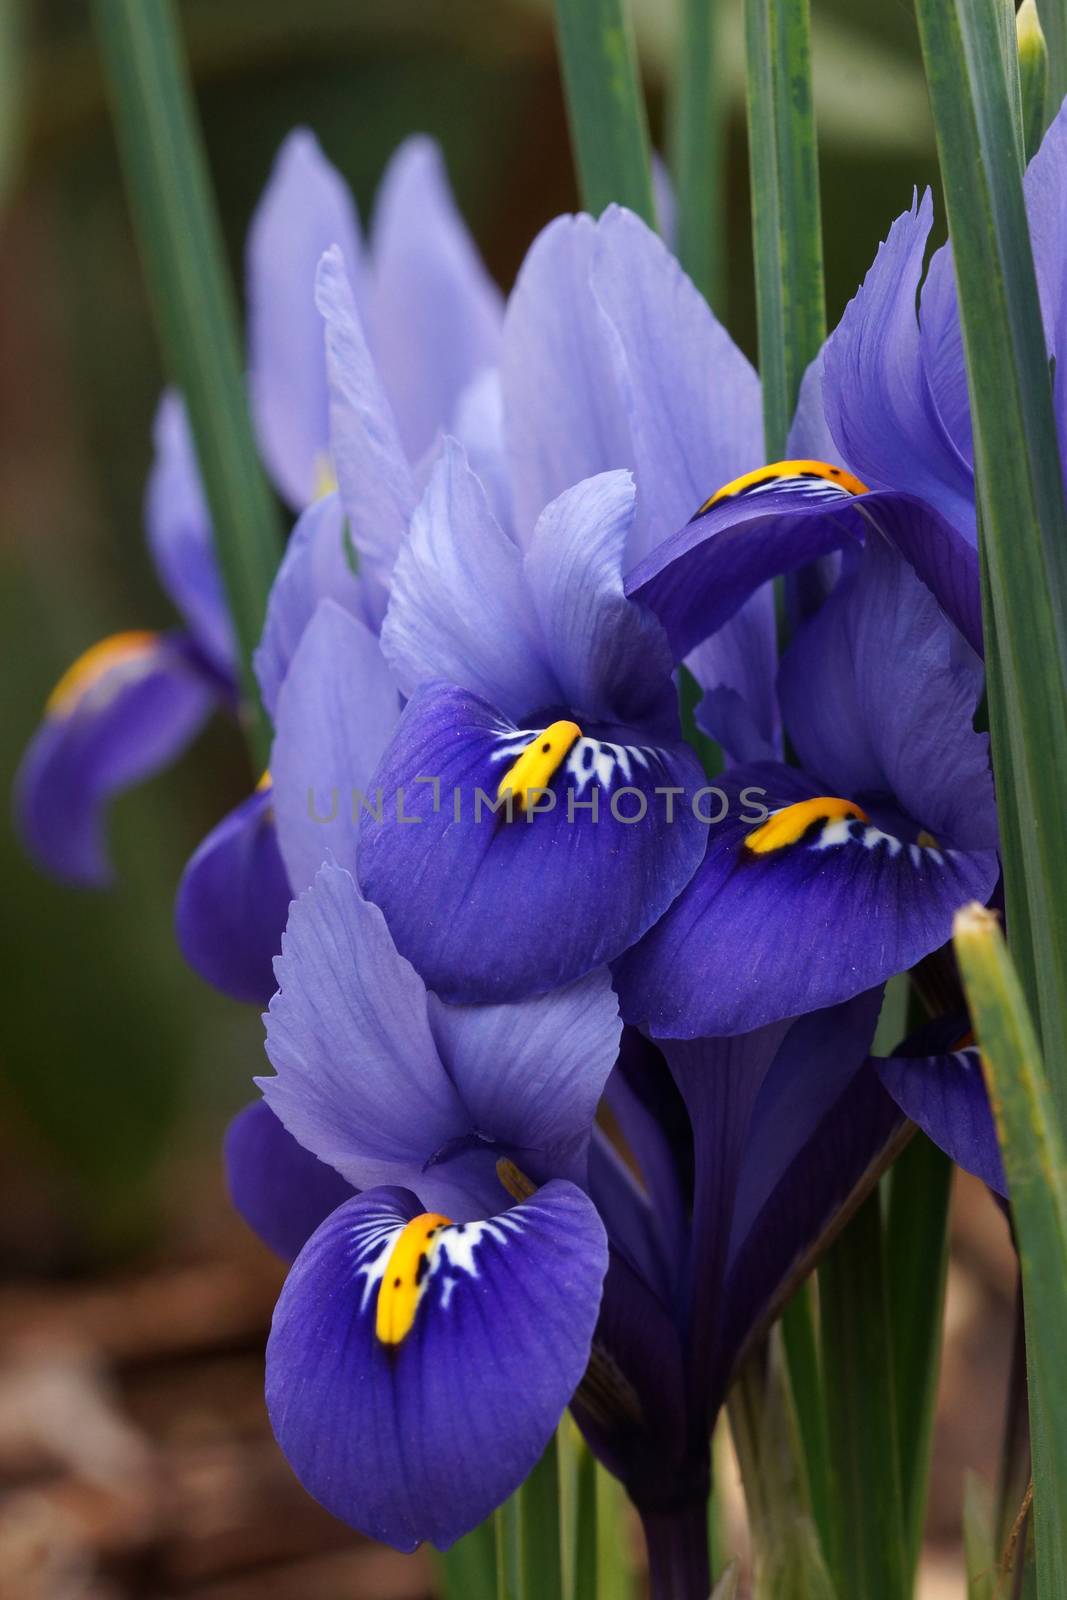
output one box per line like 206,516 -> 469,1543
551,0 -> 656,226
954,904 -> 1067,1600
671,0 -> 726,309
91,0 -> 284,769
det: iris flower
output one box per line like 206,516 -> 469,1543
230,860 -> 618,1551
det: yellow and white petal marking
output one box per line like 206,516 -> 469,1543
357,1208 -> 526,1347
491,724 -> 665,808
693,459 -> 870,520
744,796 -> 870,855
495,719 -> 582,811
45,630 -> 161,719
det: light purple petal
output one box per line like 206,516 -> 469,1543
501,214 -> 632,542
271,600 -> 401,891
591,206 -> 763,564
316,246 -> 418,611
379,438 -> 556,716
524,470 -> 678,732
145,392 -> 236,678
451,368 -> 513,532
247,130 -> 364,509
1024,100 -> 1067,473
254,491 -> 373,718
370,136 -> 503,464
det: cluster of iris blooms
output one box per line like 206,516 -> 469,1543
23,105 -> 1060,1588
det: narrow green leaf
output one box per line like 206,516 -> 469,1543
819,1191 -> 908,1600
1018,1 -> 1051,159
779,1285 -> 833,1564
670,0 -> 726,310
963,1471 -> 996,1600
594,1463 -> 635,1600
914,0 -> 1067,1122
495,1494 -> 524,1600
558,1419 -> 597,1600
998,0 -> 1026,166
552,0 -> 656,226
885,1133 -> 952,1583
91,0 -> 284,769
872,972 -> 911,1055
954,903 -> 1067,1600
438,1519 -> 496,1600
743,0 -> 824,457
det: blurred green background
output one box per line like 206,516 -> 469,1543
0,0 -> 940,1263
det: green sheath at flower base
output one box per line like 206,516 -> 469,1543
1018,0 -> 1050,159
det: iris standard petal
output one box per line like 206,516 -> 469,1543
1024,100 -> 1067,469
175,782 -> 292,1005
266,1181 -> 608,1551
247,129 -> 364,508
261,863 -> 467,1197
450,368 -> 513,533
877,1042 -> 1005,1194
426,967 -> 622,1186
524,470 -> 678,734
271,600 -> 401,892
614,764 -> 1001,1037
358,681 -> 707,1003
254,491 -> 372,719
370,136 -> 503,465
501,214 -> 632,541
15,631 -> 215,886
316,247 -> 417,617
225,1099 -> 355,1261
779,534 -> 995,850
590,205 -> 762,565
821,191 -> 976,539
145,392 -> 236,679
380,438 -> 556,714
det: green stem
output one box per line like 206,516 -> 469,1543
743,0 -> 825,457
552,0 -> 656,225
92,0 -> 284,770
1037,0 -> 1067,111
779,1285 -> 832,1563
670,0 -> 726,310
819,1191 -> 908,1599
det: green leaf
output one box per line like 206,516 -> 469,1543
779,1285 -> 833,1564
552,0 -> 656,226
91,0 -> 284,769
1036,0 -> 1067,111
495,1436 -> 564,1600
710,1559 -> 741,1599
670,0 -> 726,310
438,1519 -> 496,1600
954,903 -> 1067,1600
595,1463 -> 636,1600
914,0 -> 1067,1124
818,1190 -> 908,1600
963,1471 -> 996,1600
742,0 -> 825,457
558,1419 -> 597,1600
885,1133 -> 952,1584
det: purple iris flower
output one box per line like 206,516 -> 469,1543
225,867 -> 918,1584
228,860 -> 617,1551
617,532 -> 1000,1037
170,131 -> 504,1002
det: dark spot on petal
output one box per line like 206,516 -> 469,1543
542,742 -> 551,753
415,1254 -> 430,1286
393,1277 -> 402,1288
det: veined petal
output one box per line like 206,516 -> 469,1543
426,967 -> 622,1187
370,137 -> 503,465
1024,100 -> 1067,474
614,765 -> 1000,1037
261,863 -> 468,1200
821,191 -> 976,539
590,206 -> 762,566
524,470 -> 678,734
877,1040 -> 1005,1194
15,631 -> 214,886
316,247 -> 417,615
627,474 -> 982,664
146,392 -> 236,678
358,682 -> 707,1002
501,214 -> 632,542
176,783 -> 292,1006
254,491 -> 372,719
380,438 -> 556,715
271,600 -> 401,892
450,368 -> 513,533
266,1181 -> 608,1551
247,130 -> 364,508
779,534 -> 994,849
225,1100 -> 355,1261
